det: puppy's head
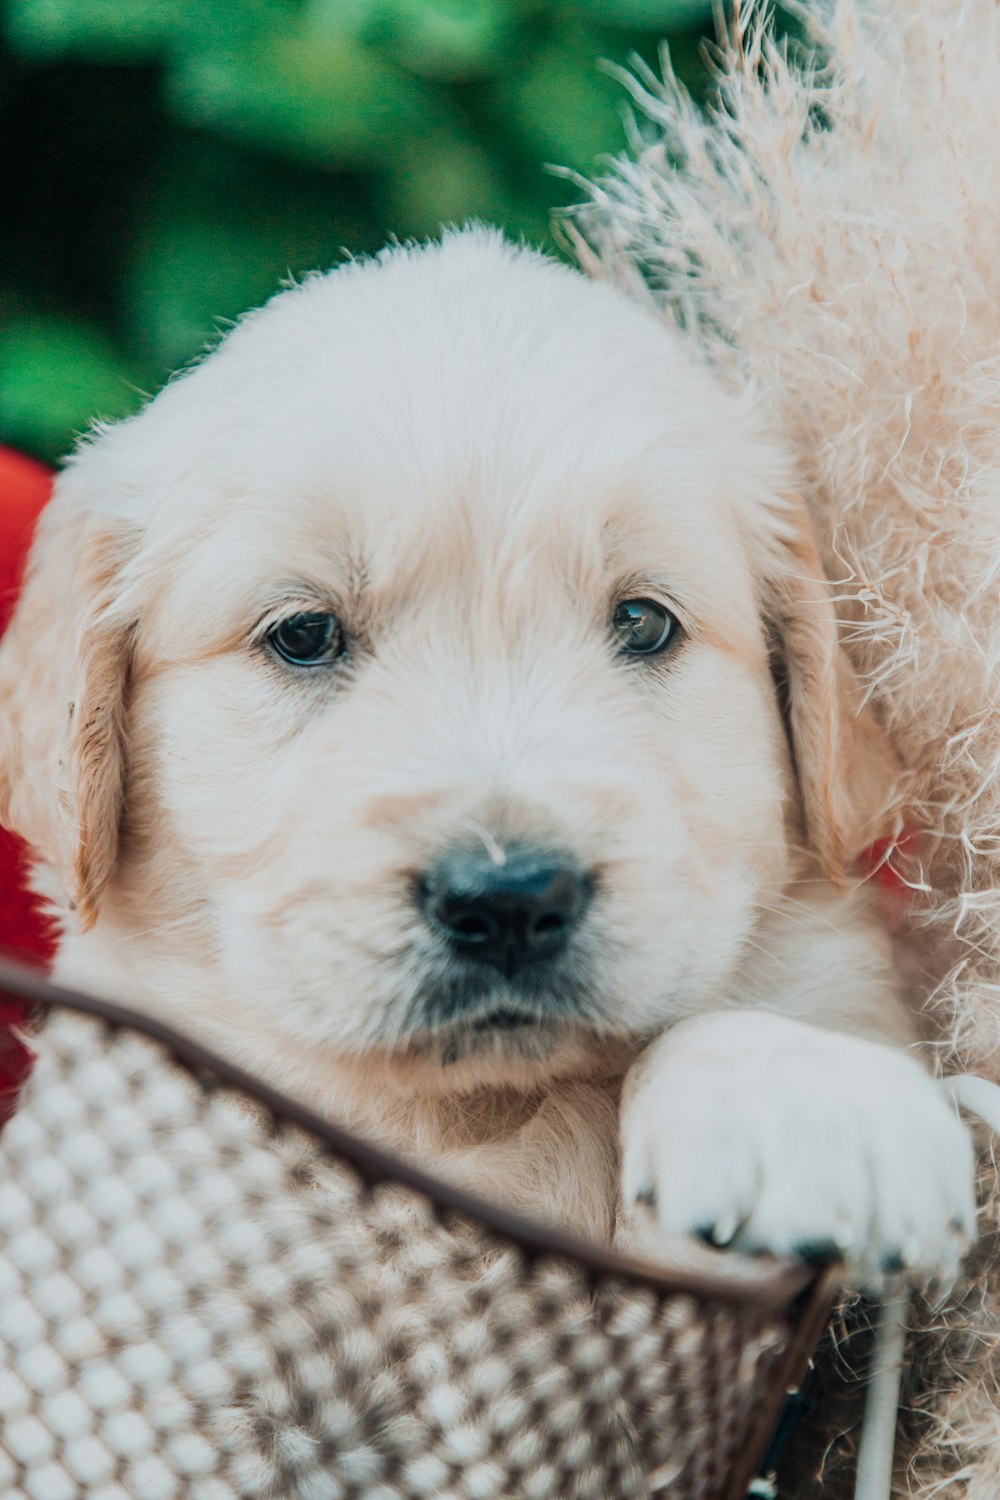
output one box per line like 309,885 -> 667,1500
0,230 -> 896,1094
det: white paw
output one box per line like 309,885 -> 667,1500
620,1011 -> 976,1290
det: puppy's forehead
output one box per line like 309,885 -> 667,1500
103,233 -> 779,631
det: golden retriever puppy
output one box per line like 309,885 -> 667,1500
0,227 -> 974,1284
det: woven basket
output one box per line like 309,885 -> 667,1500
0,957 -> 833,1500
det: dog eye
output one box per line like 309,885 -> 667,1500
267,611 -> 344,666
612,598 -> 678,656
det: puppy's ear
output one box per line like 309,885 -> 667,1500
0,492 -> 134,929
765,502 -> 900,881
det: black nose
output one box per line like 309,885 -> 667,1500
420,846 -> 589,974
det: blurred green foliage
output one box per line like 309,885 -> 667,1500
1,0 -> 717,461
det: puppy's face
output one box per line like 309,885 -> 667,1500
0,233 -> 890,1095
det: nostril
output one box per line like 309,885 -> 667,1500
449,913 -> 494,943
531,911 -> 569,937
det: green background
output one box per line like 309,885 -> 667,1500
1,0 -> 720,463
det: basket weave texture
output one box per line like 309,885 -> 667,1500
0,970 -> 829,1500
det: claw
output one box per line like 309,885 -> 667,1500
791,1238 -> 843,1269
708,1211 -> 741,1248
899,1231 -> 922,1269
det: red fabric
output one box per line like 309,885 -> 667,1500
0,447 -> 55,1124
859,832 -> 915,895
0,447 -> 52,635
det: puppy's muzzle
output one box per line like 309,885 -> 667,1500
419,846 -> 590,977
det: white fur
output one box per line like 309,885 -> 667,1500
0,229 -> 972,1285
622,1010 -> 972,1285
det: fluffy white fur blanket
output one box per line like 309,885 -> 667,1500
572,1 -> 1000,1492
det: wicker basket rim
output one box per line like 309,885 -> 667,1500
0,951 -> 816,1309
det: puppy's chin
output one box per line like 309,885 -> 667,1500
376,1016 -> 637,1098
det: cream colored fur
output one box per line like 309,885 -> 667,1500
573,0 -> 1000,1489
0,233 -> 972,1335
